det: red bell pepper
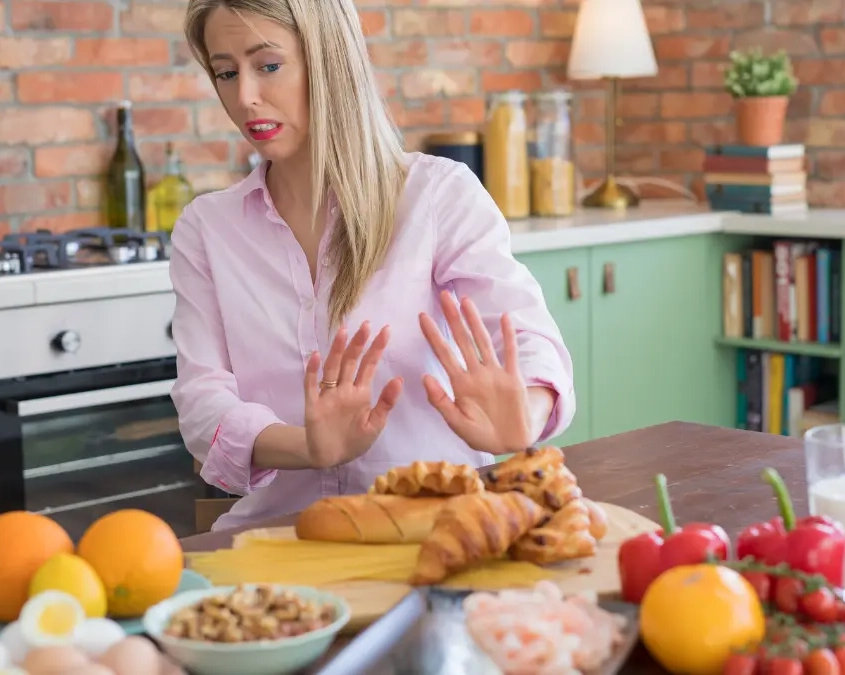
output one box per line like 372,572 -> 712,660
618,473 -> 731,603
735,468 -> 845,587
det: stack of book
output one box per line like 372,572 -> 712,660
722,238 -> 840,344
703,143 -> 808,216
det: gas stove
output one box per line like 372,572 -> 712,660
0,227 -> 169,276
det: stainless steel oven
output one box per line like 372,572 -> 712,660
0,359 -> 200,540
0,227 -> 201,541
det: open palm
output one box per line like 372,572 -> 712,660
419,291 -> 532,455
304,322 -> 403,468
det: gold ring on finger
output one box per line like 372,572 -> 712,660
319,379 -> 339,389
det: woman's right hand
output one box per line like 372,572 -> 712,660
304,322 -> 403,469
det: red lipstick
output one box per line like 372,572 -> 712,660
245,119 -> 283,141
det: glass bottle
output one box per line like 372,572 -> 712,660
531,90 -> 576,217
105,101 -> 146,232
483,91 -> 530,220
146,143 -> 194,234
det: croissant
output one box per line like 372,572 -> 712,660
368,460 -> 485,497
509,498 -> 598,566
409,491 -> 547,586
483,447 -> 565,486
486,463 -> 581,511
583,498 -> 609,541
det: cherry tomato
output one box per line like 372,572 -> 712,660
801,588 -> 839,623
804,649 -> 840,675
744,571 -> 773,603
832,646 -> 845,671
835,600 -> 845,622
764,657 -> 804,675
775,576 -> 806,614
725,653 -> 759,675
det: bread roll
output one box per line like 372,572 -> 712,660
294,494 -> 447,544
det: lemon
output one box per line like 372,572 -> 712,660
28,553 -> 107,618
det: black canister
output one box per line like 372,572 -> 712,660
425,132 -> 484,184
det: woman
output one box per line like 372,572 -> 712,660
173,0 -> 576,531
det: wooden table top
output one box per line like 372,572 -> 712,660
179,421 -> 808,673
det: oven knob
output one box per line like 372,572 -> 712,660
52,330 -> 81,354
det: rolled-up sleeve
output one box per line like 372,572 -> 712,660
430,162 -> 576,441
169,203 -> 280,496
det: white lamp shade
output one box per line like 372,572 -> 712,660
567,0 -> 658,80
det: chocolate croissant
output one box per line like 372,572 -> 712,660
486,454 -> 581,511
409,491 -> 547,586
509,497 -> 598,566
369,460 -> 485,498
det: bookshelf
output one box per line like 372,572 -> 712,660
713,336 -> 841,359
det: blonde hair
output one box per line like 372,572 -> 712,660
184,0 -> 407,326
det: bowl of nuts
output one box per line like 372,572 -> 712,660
142,583 -> 351,675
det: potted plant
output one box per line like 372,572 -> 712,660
723,48 -> 798,147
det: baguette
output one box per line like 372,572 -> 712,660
294,494 -> 447,544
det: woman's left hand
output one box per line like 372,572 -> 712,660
419,291 -> 533,455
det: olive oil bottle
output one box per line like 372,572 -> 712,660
146,143 -> 194,233
105,101 -> 146,232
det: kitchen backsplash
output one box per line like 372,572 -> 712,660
1,0 -> 844,234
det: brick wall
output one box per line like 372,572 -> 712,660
0,0 -> 843,235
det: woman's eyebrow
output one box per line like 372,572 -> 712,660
209,41 -> 283,62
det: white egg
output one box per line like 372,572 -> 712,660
18,591 -> 86,649
72,619 -> 126,657
0,623 -> 28,665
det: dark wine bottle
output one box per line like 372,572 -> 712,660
105,101 -> 146,232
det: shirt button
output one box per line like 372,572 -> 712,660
330,206 -> 338,216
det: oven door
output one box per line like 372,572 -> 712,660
0,374 -> 199,540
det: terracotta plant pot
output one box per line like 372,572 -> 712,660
734,96 -> 789,147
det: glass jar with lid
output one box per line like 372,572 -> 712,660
483,91 -> 530,220
530,90 -> 576,217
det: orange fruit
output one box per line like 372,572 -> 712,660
0,512 -> 73,622
77,509 -> 183,618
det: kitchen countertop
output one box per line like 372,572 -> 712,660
180,421 -> 806,674
6,202 -> 845,309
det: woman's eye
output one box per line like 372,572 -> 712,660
261,63 -> 281,73
214,71 -> 237,81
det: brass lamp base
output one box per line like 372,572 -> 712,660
582,175 -> 640,209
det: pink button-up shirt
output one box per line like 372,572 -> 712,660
169,152 -> 575,531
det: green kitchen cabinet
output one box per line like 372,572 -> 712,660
587,234 -> 734,439
516,248 -> 591,447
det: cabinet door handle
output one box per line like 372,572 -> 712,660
603,262 -> 616,295
566,267 -> 581,301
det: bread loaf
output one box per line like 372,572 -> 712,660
294,494 -> 447,544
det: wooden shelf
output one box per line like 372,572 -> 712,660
714,336 -> 842,358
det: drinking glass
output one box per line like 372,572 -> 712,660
805,424 -> 845,525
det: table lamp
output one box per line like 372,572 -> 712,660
568,0 -> 658,209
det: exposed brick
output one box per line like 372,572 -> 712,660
34,143 -> 111,178
793,59 -> 842,86
401,69 -> 476,99
660,92 -> 733,119
17,71 -> 123,103
643,6 -> 685,34
469,10 -> 534,37
659,147 -> 706,172
481,70 -> 543,93
691,62 -> 726,89
430,40 -> 502,67
808,119 -> 845,148
0,182 -> 71,215
820,91 -> 845,117
0,149 -> 30,178
21,212 -> 101,233
0,74 -> 11,102
619,93 -> 660,119
538,11 -> 577,38
617,122 -> 687,145
388,99 -> 446,127
505,41 -> 568,68
0,37 -> 71,68
73,37 -> 170,66
807,180 -> 845,207
813,151 -> 845,181
627,64 -> 689,91
686,3 -> 766,30
654,35 -> 732,61
733,29 -> 820,56
393,9 -> 464,37
102,106 -> 194,138
76,179 -> 104,209
0,107 -> 97,144
197,106 -> 237,135
11,1 -> 113,31
120,3 -> 185,34
449,97 -> 486,126
820,28 -> 845,55
128,72 -> 215,102
772,0 -> 845,26
368,40 -> 427,68
359,10 -> 386,38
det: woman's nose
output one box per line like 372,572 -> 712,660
238,72 -> 262,109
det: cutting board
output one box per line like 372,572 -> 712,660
188,502 -> 660,634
